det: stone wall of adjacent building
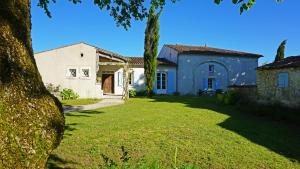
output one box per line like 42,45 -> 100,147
257,68 -> 300,108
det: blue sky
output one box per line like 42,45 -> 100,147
31,0 -> 300,65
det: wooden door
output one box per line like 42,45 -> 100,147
102,74 -> 114,94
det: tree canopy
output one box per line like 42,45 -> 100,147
37,0 -> 283,29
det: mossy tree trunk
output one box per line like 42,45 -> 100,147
0,0 -> 64,168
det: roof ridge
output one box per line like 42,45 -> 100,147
165,44 -> 262,57
34,42 -> 97,54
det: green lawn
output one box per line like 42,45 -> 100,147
49,96 -> 300,169
60,98 -> 101,106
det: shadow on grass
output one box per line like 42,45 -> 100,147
47,154 -> 76,169
63,111 -> 105,137
64,110 -> 105,117
150,95 -> 300,162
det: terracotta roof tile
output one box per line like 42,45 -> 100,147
125,57 -> 177,66
258,56 -> 300,70
165,44 -> 262,58
96,48 -> 126,61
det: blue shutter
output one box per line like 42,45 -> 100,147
203,78 -> 208,91
278,73 -> 289,88
215,78 -> 220,90
167,71 -> 175,94
154,73 -> 157,94
213,79 -> 217,91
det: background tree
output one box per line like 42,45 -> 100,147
0,0 -> 281,168
275,40 -> 287,62
144,5 -> 162,97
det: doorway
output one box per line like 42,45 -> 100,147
102,74 -> 114,94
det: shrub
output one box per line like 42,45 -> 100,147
198,89 -> 205,96
223,90 -> 240,105
215,89 -> 223,94
216,93 -> 224,103
136,90 -> 148,96
173,92 -> 180,96
129,90 -> 136,98
60,88 -> 79,100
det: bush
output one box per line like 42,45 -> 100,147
173,92 -> 180,96
215,89 -> 224,94
136,90 -> 148,96
216,93 -> 224,103
223,90 -> 240,105
129,90 -> 136,98
216,90 -> 240,105
198,89 -> 205,96
60,88 -> 79,100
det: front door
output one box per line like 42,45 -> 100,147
102,74 -> 114,94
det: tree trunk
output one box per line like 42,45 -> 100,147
0,1 -> 64,168
122,63 -> 129,100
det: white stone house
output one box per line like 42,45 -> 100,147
34,42 -> 261,98
34,42 -> 176,98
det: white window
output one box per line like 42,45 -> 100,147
157,72 -> 167,90
80,67 -> 91,79
278,73 -> 289,88
118,72 -> 123,86
209,65 -> 214,73
66,68 -> 77,78
129,71 -> 134,85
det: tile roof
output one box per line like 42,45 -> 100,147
257,56 -> 300,70
125,57 -> 177,66
96,48 -> 127,62
165,44 -> 263,58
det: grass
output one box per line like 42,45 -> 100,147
60,98 -> 101,106
49,96 -> 300,169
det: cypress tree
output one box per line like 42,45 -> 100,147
144,5 -> 162,97
274,40 -> 287,62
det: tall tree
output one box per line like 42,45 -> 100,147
0,0 -> 281,168
144,5 -> 162,97
275,40 -> 287,62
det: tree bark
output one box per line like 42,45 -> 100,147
0,1 -> 64,168
122,63 -> 129,100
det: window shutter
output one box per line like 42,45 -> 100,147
284,73 -> 289,87
213,79 -> 217,90
118,72 -> 123,86
167,71 -> 175,94
131,71 -> 134,85
278,73 -> 288,88
215,78 -> 220,90
154,73 -> 158,94
203,78 -> 208,91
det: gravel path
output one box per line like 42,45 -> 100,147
63,98 -> 125,113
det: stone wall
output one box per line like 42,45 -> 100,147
256,68 -> 300,108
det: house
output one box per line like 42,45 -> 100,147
257,56 -> 300,108
158,44 -> 262,95
34,42 -> 176,98
34,42 -> 262,98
